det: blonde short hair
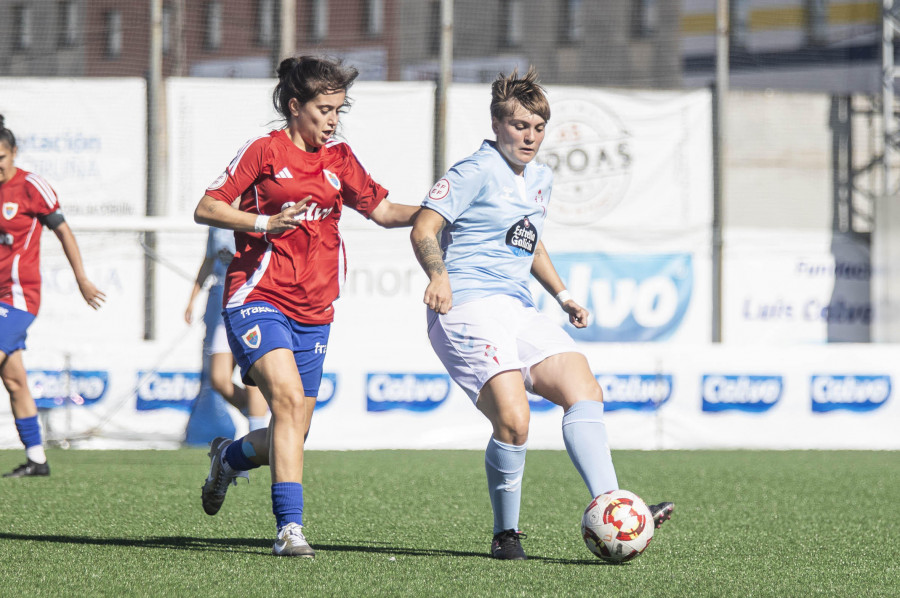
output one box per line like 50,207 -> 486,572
490,66 -> 550,123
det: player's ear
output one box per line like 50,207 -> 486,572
491,116 -> 500,136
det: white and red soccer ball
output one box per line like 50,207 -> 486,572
581,489 -> 654,563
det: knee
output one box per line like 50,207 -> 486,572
268,387 -> 306,420
496,413 -> 530,445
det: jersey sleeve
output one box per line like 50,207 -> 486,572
24,173 -> 61,217
336,145 -> 388,218
422,157 -> 484,224
205,135 -> 270,206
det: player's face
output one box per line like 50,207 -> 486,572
0,142 -> 16,185
492,104 -> 546,175
290,91 -> 347,151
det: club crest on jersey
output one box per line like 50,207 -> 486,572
2,202 -> 18,220
242,325 -> 262,349
323,169 -> 341,190
484,345 -> 500,365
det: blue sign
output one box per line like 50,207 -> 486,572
366,373 -> 451,413
315,373 -> 337,410
542,252 -> 693,342
136,371 -> 201,412
810,375 -> 891,413
29,370 -> 109,409
701,374 -> 782,413
528,392 -> 558,413
597,374 -> 673,411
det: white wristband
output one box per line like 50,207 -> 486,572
555,289 -> 572,307
254,214 -> 270,233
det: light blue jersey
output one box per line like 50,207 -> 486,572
422,140 -> 553,308
203,226 -> 236,329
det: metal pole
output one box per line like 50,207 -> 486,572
145,0 -> 164,340
433,0 -> 453,181
276,0 -> 297,72
711,0 -> 728,343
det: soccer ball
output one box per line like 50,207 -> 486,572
581,489 -> 654,563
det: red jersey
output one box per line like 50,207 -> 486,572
205,130 -> 387,324
0,168 -> 60,315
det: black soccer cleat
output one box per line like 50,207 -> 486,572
2,459 -> 50,478
491,529 -> 527,560
648,502 -> 674,529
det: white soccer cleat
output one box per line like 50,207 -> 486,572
272,522 -> 316,557
200,437 -> 249,516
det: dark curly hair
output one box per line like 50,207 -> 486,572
272,56 -> 359,121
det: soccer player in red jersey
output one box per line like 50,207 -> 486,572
0,115 -> 105,478
195,56 -> 419,557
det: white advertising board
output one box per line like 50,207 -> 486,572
0,78 -> 147,217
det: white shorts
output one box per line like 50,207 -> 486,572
204,321 -> 231,356
428,294 -> 579,403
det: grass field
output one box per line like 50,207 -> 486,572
0,449 -> 897,597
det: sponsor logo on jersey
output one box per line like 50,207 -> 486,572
323,169 -> 341,190
2,202 -> 18,220
366,373 -> 451,412
207,171 -> 228,190
281,200 -> 334,222
536,252 -> 692,342
537,98 -> 633,225
242,324 -> 262,349
597,374 -> 673,411
428,178 -> 450,201
28,370 -> 109,408
701,375 -> 782,413
505,216 -> 537,256
810,375 -> 891,413
0,233 -> 9,246
239,305 -> 278,318
136,371 -> 201,412
274,166 -> 293,179
314,373 -> 337,410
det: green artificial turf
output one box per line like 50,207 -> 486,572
0,449 -> 897,597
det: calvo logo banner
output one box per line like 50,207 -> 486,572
366,373 -> 451,412
29,370 -> 109,408
597,374 -> 673,411
701,374 -> 783,413
136,371 -> 201,412
538,252 -> 692,342
810,375 -> 891,413
314,373 -> 338,410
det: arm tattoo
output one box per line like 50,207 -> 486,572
414,237 -> 446,275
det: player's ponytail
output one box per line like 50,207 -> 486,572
272,56 -> 359,122
0,114 -> 16,149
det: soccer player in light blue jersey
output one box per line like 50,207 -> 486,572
411,67 -> 673,560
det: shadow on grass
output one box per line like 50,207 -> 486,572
0,532 -> 605,564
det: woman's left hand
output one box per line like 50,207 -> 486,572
78,279 -> 106,310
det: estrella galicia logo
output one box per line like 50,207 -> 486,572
29,370 -> 109,408
366,373 -> 450,413
136,371 -> 201,412
701,375 -> 782,413
810,375 -> 891,413
506,217 -> 537,256
539,252 -> 692,342
315,373 -> 337,410
597,374 -> 673,411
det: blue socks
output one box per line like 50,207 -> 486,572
272,482 -> 304,529
562,400 -> 619,498
223,436 -> 261,471
485,436 -> 527,534
14,415 -> 42,448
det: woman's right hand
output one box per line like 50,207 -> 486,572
263,196 -> 313,234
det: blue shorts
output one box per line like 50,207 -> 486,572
224,301 -> 330,397
0,303 -> 35,355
